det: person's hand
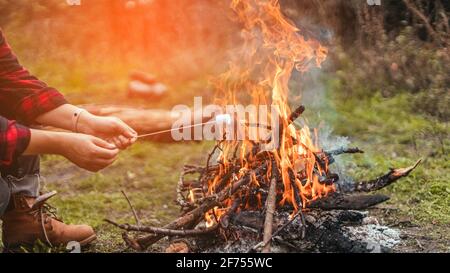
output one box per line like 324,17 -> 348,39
77,113 -> 137,150
60,133 -> 120,172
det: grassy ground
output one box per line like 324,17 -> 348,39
35,79 -> 450,252
0,27 -> 448,252
315,80 -> 449,225
332,95 -> 449,224
39,141 -> 215,253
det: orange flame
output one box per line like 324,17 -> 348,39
205,0 -> 332,224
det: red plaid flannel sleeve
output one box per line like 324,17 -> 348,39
0,28 -> 67,125
0,116 -> 30,166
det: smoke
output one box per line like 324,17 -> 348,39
289,47 -> 355,187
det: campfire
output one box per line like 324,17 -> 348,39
106,0 -> 421,253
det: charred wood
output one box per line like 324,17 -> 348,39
346,159 -> 422,193
308,192 -> 390,210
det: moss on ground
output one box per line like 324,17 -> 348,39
307,80 -> 449,225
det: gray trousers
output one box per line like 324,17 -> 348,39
0,156 -> 41,216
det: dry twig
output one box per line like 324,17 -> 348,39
121,190 -> 141,226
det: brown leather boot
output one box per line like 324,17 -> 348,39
1,191 -> 96,250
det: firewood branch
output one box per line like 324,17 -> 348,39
121,190 -> 141,226
128,162 -> 269,250
289,105 -> 306,124
105,219 -> 218,236
402,0 -> 443,44
262,176 -> 277,253
349,159 -> 422,193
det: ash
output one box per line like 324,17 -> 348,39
201,210 -> 401,253
344,224 -> 401,253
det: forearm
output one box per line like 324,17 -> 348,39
35,104 -> 137,148
35,104 -> 81,131
34,104 -> 98,134
23,128 -> 120,172
23,129 -> 67,156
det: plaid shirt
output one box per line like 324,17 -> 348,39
0,29 -> 67,166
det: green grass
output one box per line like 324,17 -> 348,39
309,79 -> 450,225
0,26 -> 448,252
42,141 -> 214,222
38,141 -> 213,252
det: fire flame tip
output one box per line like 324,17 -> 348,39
203,0 -> 332,221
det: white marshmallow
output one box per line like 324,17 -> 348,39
215,114 -> 232,125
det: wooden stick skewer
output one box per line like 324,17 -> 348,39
136,121 -> 217,138
135,114 -> 273,139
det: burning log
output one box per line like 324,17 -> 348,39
106,140 -> 420,251
112,162 -> 270,250
260,105 -> 306,253
251,206 -> 305,252
288,105 -> 306,123
106,105 -> 421,251
262,175 -> 277,253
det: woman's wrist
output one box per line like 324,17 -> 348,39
34,104 -> 99,135
75,111 -> 96,135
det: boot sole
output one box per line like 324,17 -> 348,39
2,234 -> 97,253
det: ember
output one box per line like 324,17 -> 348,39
106,0 -> 421,253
